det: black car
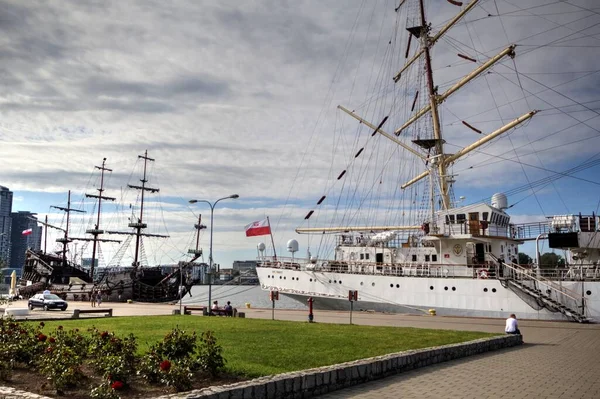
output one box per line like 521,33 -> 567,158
28,293 -> 68,311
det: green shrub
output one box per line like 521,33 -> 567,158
155,327 -> 197,360
90,381 -> 121,399
36,339 -> 84,391
196,330 -> 225,376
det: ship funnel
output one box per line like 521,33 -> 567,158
491,193 -> 508,210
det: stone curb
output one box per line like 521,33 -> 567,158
153,334 -> 522,399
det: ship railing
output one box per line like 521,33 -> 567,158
259,257 -> 476,278
537,266 -> 600,280
503,261 -> 587,316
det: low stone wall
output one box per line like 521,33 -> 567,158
155,334 -> 522,399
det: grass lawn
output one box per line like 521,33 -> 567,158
29,316 -> 498,378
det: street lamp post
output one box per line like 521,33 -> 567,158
189,194 -> 239,314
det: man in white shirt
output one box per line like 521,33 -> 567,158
505,314 -> 521,335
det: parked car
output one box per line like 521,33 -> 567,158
28,293 -> 68,311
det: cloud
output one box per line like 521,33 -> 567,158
2,0 -> 600,267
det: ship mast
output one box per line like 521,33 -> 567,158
52,190 -> 84,266
84,158 -> 118,279
297,0 -> 538,235
188,214 -> 206,262
124,150 -> 168,269
417,0 -> 448,211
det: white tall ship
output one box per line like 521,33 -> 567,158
255,0 -> 600,322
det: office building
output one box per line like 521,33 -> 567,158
10,211 -> 42,270
0,185 -> 13,269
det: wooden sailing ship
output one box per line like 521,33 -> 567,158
19,152 -> 204,303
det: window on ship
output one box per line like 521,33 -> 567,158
412,254 -> 417,262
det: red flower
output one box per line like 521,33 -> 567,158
111,381 -> 124,390
46,347 -> 53,353
39,322 -> 45,327
20,329 -> 27,334
49,337 -> 56,343
38,334 -> 47,342
100,331 -> 109,339
159,360 -> 171,372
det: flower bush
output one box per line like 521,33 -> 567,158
90,381 -> 121,399
197,330 -> 225,376
88,328 -> 137,385
0,319 -> 228,396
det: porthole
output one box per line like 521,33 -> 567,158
546,289 -> 552,295
329,280 -> 332,283
360,282 -> 364,286
484,288 -> 488,292
492,288 -> 497,293
372,282 -> 375,287
444,286 -> 448,291
390,284 -> 394,288
430,286 -> 434,290
310,278 -> 313,282
279,276 -> 282,279
396,284 -> 400,288
339,281 -> 342,284
586,290 -> 592,296
284,277 -> 286,280
334,280 -> 337,283
452,287 -> 456,291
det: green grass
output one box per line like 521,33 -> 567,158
27,316 -> 497,377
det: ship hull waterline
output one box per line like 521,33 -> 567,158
256,267 -> 599,322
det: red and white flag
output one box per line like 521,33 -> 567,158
245,219 -> 271,237
22,228 -> 33,236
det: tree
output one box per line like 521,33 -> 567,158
517,252 -> 532,265
539,252 -> 565,268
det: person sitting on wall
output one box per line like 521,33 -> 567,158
505,314 -> 521,336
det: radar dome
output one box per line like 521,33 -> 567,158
491,193 -> 508,210
257,242 -> 266,252
287,239 -> 299,253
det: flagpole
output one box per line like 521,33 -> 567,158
267,216 -> 277,260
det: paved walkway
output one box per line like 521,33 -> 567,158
5,301 -> 600,398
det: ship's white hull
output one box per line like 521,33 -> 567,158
256,267 -> 599,322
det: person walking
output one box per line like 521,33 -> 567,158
90,290 -> 97,307
96,291 -> 102,307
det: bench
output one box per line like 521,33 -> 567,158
183,306 -> 208,315
183,305 -> 237,317
4,308 -> 30,317
72,308 -> 113,319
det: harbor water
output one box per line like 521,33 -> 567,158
181,285 -> 308,310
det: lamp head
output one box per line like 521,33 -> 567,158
230,194 -> 240,199
189,199 -> 198,204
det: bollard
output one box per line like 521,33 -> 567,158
307,297 -> 314,322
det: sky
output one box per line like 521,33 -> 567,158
1,0 -> 600,269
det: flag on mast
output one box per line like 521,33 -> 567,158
22,228 -> 33,236
245,219 -> 271,237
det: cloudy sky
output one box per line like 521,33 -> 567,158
1,0 -> 599,268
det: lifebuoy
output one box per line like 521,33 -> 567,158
478,269 -> 488,279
